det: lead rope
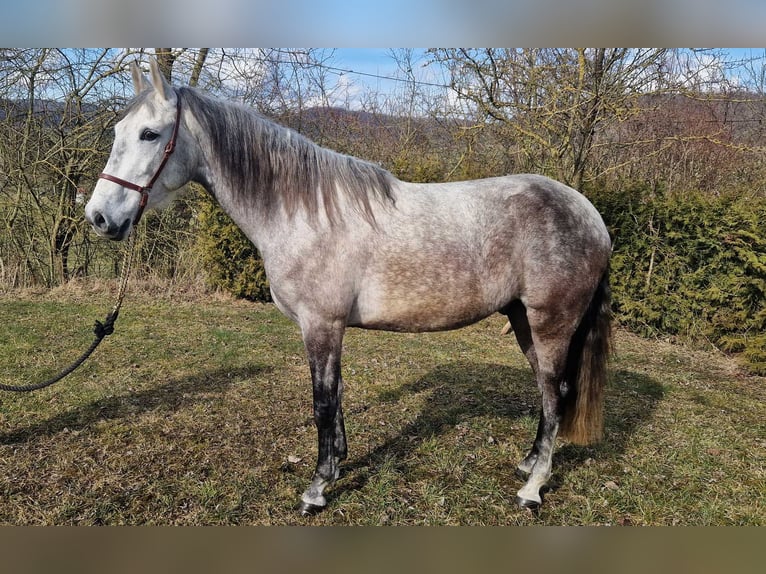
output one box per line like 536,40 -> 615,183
0,232 -> 136,392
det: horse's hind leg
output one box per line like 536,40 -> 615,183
335,375 -> 348,464
506,301 -> 538,374
512,305 -> 575,509
506,301 -> 542,477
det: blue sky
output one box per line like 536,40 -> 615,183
333,49 -> 398,70
333,48 -> 763,77
330,49 -> 405,93
332,49 -> 445,77
329,48 -> 766,102
323,49 -> 449,108
3,2 -> 766,47
329,49 -> 433,83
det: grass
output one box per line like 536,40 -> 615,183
0,285 -> 764,525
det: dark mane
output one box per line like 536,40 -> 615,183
177,87 -> 396,224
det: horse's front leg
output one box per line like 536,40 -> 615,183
298,321 -> 346,516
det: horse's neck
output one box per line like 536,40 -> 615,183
187,104 -> 398,258
192,165 -> 272,254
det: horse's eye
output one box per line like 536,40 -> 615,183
140,129 -> 159,141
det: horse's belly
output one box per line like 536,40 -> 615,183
349,278 -> 499,333
351,302 -> 493,333
347,225 -> 520,332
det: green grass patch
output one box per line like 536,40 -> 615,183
0,290 -> 763,525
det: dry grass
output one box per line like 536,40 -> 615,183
0,289 -> 763,525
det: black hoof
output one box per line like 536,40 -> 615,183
515,495 -> 541,511
298,501 -> 325,517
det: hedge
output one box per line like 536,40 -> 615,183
194,182 -> 766,374
194,195 -> 271,302
590,185 -> 766,374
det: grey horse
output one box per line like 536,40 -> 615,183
85,59 -> 613,515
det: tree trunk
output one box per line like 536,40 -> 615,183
154,49 -> 176,82
190,48 -> 209,87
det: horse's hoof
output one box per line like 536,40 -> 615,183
298,501 -> 325,517
515,495 -> 541,511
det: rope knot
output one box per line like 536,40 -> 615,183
94,311 -> 119,339
0,232 -> 134,392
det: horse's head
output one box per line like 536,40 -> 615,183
85,59 -> 193,241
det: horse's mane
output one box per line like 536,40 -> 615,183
176,87 -> 396,224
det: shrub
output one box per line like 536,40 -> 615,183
589,184 -> 766,374
194,194 -> 271,302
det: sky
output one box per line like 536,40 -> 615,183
324,49 -> 444,106
325,48 -> 766,110
318,48 -> 462,108
332,48 -> 764,82
5,1 -> 766,47
333,49 -> 400,73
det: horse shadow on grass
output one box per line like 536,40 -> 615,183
0,363 -> 272,445
331,361 -> 664,504
0,357 -> 664,509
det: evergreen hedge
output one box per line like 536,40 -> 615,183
193,180 -> 766,374
194,195 -> 271,302
590,185 -> 766,374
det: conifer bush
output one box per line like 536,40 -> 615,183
194,195 -> 271,302
590,185 -> 766,374
192,177 -> 766,374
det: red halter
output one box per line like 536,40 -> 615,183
98,94 -> 182,227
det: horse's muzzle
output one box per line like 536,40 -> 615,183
86,210 -> 132,241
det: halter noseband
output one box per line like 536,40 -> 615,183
98,94 -> 182,227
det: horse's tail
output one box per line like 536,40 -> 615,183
559,269 -> 613,445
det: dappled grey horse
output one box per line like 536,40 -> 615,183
85,60 -> 613,514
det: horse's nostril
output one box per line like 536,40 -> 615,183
93,212 -> 106,228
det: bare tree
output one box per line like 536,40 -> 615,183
429,49 -> 672,189
0,48 -> 133,285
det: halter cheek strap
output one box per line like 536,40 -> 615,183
98,94 -> 182,227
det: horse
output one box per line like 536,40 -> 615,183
85,59 -> 613,516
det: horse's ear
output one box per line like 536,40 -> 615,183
148,58 -> 172,102
130,61 -> 148,95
